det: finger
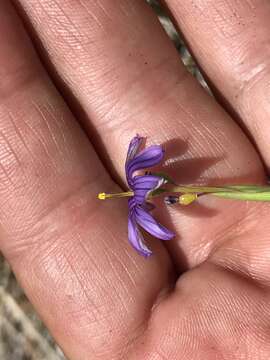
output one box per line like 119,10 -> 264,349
13,0 -> 265,269
163,0 -> 270,167
133,262 -> 270,359
0,2 -> 172,359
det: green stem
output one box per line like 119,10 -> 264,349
170,184 -> 270,202
170,185 -> 239,194
210,191 -> 270,201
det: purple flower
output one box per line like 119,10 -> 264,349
126,135 -> 174,257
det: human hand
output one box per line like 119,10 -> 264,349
1,0 -> 270,358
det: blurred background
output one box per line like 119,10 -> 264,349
0,1 -> 208,359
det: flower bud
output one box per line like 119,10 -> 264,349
179,193 -> 197,205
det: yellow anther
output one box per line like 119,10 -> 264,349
179,193 -> 197,206
98,192 -> 106,200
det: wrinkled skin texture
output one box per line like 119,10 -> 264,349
2,0 -> 270,359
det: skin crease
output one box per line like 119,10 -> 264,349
0,0 -> 268,358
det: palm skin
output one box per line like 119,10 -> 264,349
1,0 -> 270,359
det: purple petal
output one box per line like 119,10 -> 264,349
126,145 -> 164,186
128,212 -> 152,257
128,197 -> 137,211
135,206 -> 174,240
125,135 -> 143,165
133,175 -> 164,204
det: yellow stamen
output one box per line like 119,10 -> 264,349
97,191 -> 134,200
179,193 -> 197,205
98,192 -> 106,200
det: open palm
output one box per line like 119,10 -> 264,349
2,0 -> 270,358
